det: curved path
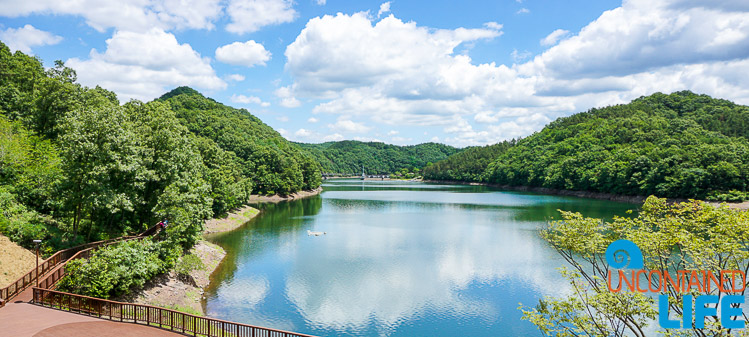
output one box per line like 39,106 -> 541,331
0,224 -> 179,336
0,302 -> 182,337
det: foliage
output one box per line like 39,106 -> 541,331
426,91 -> 749,201
0,42 -> 320,256
57,238 -> 180,299
422,141 -> 513,181
521,197 -> 749,336
298,140 -> 460,175
175,253 -> 205,277
157,87 -> 321,196
0,187 -> 61,254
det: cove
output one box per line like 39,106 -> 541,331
203,180 -> 637,336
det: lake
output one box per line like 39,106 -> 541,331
204,180 -> 638,336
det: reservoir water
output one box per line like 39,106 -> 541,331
204,180 -> 638,336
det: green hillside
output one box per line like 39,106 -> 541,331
156,87 -> 321,196
424,91 -> 749,201
297,141 -> 460,175
0,42 -> 319,256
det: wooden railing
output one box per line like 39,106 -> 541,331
33,288 -> 316,337
0,223 -> 160,307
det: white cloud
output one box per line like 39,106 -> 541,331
0,0 -> 223,32
295,128 -> 312,137
0,24 -> 62,53
387,130 -> 399,136
377,2 -> 391,17
226,0 -> 297,34
510,49 -> 532,63
67,28 -> 225,101
391,136 -> 411,143
280,3 -> 749,146
230,94 -> 270,106
316,0 -> 326,5
516,8 -> 530,14
540,29 -> 569,46
328,119 -> 371,133
323,133 -> 343,141
484,22 -> 503,31
275,86 -> 301,108
286,13 -> 502,98
307,117 -> 319,123
225,74 -> 246,82
277,116 -> 289,122
525,1 -> 749,79
215,40 -> 271,67
286,128 -> 342,143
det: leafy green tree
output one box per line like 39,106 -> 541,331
158,87 -> 321,195
521,197 -> 749,336
427,91 -> 749,201
57,99 -> 140,239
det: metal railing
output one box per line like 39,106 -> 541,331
1,224 -> 160,307
33,288 -> 316,337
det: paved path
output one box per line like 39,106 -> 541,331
0,302 -> 183,337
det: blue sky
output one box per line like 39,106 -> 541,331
1,0 -> 748,146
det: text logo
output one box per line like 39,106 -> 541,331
605,240 -> 746,329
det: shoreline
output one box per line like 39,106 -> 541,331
203,205 -> 260,235
133,186 -> 325,314
424,179 -> 749,210
248,186 -> 323,203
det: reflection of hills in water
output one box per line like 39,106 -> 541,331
323,180 -> 636,223
203,181 -> 639,337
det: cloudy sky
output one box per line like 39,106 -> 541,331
1,0 -> 748,146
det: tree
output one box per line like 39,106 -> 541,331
520,197 -> 749,336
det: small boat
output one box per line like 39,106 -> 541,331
307,230 -> 326,236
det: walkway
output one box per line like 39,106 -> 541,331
0,302 -> 182,337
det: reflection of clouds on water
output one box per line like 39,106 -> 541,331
283,202 -> 571,333
212,276 -> 270,309
206,184 -> 637,336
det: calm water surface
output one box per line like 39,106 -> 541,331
204,180 -> 638,336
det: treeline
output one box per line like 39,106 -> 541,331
422,141 -> 514,182
298,141 -> 459,175
0,42 -> 320,254
424,91 -> 749,201
158,87 -> 321,196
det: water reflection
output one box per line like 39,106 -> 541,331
205,180 -> 638,336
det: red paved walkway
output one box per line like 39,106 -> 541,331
0,302 -> 183,337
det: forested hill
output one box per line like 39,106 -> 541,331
156,87 -> 321,195
0,41 -> 319,255
424,91 -> 749,201
297,141 -> 460,175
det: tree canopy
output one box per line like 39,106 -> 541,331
521,197 -> 749,336
298,140 -> 460,175
424,91 -> 749,201
0,41 -> 320,255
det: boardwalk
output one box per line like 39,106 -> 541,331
0,302 -> 182,337
1,223 -> 315,337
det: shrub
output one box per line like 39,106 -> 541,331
57,238 -> 180,299
175,253 -> 204,277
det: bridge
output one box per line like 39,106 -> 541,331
0,224 -> 316,337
